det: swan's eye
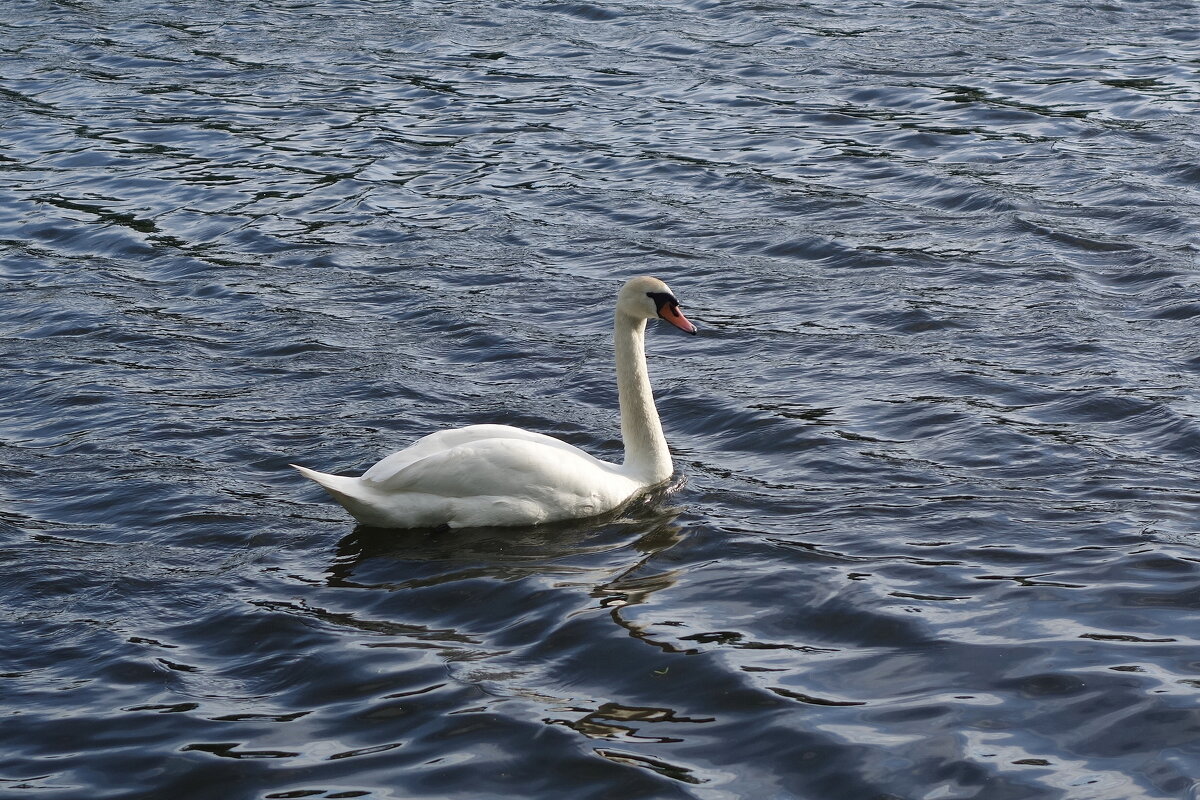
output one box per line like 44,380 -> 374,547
646,291 -> 677,313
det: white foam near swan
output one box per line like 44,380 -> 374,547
292,276 -> 698,528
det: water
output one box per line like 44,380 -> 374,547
2,0 -> 1199,797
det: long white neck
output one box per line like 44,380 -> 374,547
615,311 -> 673,484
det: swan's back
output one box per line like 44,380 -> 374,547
360,424 -> 607,484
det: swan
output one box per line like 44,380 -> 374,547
292,276 -> 698,528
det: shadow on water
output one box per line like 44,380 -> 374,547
326,480 -> 691,586
247,485 -> 730,796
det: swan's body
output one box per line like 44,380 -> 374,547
293,276 -> 697,529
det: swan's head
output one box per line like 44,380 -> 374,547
618,276 -> 698,335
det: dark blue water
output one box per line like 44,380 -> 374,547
3,0 -> 1200,797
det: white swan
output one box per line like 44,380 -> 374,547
293,276 -> 697,528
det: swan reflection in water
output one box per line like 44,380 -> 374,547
325,481 -> 689,591
306,487 -> 711,772
319,479 -> 693,656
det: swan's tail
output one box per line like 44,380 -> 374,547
291,464 -> 369,508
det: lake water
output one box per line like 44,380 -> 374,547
3,0 -> 1200,797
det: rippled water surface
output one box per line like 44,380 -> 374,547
3,0 -> 1200,797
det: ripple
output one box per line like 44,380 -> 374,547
3,0 -> 1200,797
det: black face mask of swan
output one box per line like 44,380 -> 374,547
292,275 -> 698,529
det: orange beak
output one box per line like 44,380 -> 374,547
660,304 -> 698,335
